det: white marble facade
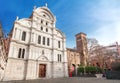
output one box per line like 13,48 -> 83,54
4,5 -> 68,80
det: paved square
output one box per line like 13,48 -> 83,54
1,77 -> 120,83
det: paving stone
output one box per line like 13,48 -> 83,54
0,77 -> 120,83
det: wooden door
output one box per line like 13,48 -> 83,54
39,64 -> 46,77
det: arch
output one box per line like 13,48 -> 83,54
34,7 -> 55,21
56,29 -> 66,38
16,18 -> 32,28
37,55 -> 49,61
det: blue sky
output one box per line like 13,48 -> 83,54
0,0 -> 120,48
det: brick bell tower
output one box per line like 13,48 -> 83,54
75,32 -> 88,66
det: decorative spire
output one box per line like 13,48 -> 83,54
16,16 -> 19,20
45,3 -> 48,7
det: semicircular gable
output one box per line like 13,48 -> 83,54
37,55 -> 49,61
35,7 -> 55,21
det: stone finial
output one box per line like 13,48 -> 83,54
45,3 -> 48,7
16,16 -> 19,20
33,5 -> 36,10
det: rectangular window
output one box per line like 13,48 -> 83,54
58,41 -> 60,48
18,48 -> 21,58
46,22 -> 48,26
22,49 -> 25,58
59,54 -> 61,62
43,37 -> 45,45
38,35 -> 41,44
18,48 -> 25,59
58,54 -> 62,62
41,20 -> 43,24
47,38 -> 50,46
22,31 -> 26,41
58,54 -> 59,62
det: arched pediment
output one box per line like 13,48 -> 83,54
34,7 -> 55,21
16,18 -> 31,27
56,29 -> 66,38
37,55 -> 49,61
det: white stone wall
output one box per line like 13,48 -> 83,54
4,6 -> 68,81
4,58 -> 26,80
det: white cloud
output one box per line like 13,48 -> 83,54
92,23 -> 120,45
89,0 -> 120,46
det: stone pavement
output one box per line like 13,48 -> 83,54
0,77 -> 120,83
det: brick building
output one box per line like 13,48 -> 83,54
75,32 -> 88,66
67,32 -> 88,76
0,24 -> 7,81
90,44 -> 120,69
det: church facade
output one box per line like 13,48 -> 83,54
4,5 -> 68,80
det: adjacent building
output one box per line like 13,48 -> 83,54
67,32 -> 88,76
75,32 -> 88,66
4,5 -> 68,80
90,44 -> 120,69
67,48 -> 80,75
0,24 -> 7,81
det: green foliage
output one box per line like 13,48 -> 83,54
85,66 -> 96,73
77,66 -> 84,73
96,67 -> 102,73
78,66 -> 102,74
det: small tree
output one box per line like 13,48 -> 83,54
87,38 -> 99,64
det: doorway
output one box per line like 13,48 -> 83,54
39,64 -> 46,77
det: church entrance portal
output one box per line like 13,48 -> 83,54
39,64 -> 46,78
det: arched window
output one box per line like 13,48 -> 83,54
46,28 -> 48,32
58,54 -> 59,62
21,31 -> 26,41
43,37 -> 45,45
58,54 -> 62,62
18,48 -> 25,59
41,26 -> 43,31
59,54 -> 61,62
18,48 -> 21,58
46,22 -> 48,26
38,35 -> 41,44
58,41 -> 60,48
41,20 -> 43,24
47,38 -> 50,46
22,49 -> 25,58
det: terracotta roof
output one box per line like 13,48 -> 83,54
75,32 -> 86,37
67,48 -> 79,52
